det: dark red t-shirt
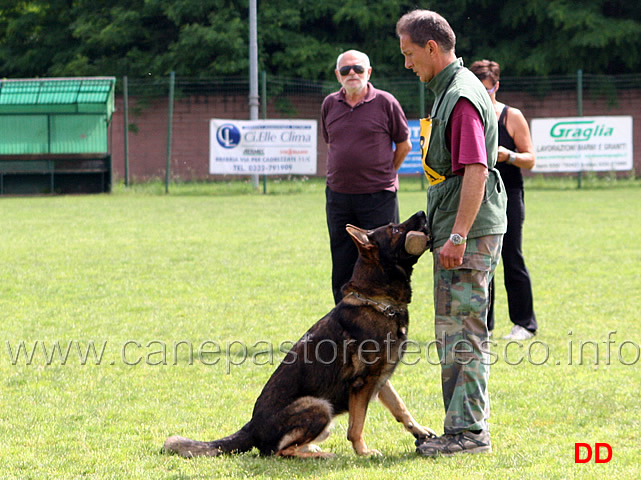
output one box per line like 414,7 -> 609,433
446,98 -> 488,175
321,83 -> 409,194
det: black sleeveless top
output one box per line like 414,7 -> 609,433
497,106 -> 523,190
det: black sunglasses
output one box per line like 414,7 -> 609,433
339,64 -> 365,76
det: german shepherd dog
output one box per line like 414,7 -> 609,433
164,211 -> 435,458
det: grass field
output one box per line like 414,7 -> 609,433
1,177 -> 640,479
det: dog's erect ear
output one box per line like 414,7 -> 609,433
346,225 -> 374,251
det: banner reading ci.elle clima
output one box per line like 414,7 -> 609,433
210,119 -> 317,175
531,116 -> 633,173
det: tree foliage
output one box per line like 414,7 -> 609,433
0,0 -> 640,79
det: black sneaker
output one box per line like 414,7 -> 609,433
416,430 -> 491,457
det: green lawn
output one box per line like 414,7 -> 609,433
1,177 -> 640,479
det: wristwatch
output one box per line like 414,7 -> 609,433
508,152 -> 517,165
449,233 -> 467,246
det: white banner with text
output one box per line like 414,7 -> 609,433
531,116 -> 633,173
210,119 -> 317,175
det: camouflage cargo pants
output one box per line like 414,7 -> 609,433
433,235 -> 503,434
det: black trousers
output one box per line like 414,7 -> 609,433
326,187 -> 399,304
488,188 -> 537,332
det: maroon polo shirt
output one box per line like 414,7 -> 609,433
321,83 -> 409,194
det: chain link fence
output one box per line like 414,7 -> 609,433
113,72 -> 641,182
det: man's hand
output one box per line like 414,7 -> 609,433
393,138 -> 413,170
439,241 -> 466,269
440,163 -> 488,269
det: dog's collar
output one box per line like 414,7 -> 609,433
344,292 -> 407,318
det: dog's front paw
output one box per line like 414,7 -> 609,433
353,439 -> 383,457
413,425 -> 438,441
359,448 -> 383,457
405,420 -> 437,441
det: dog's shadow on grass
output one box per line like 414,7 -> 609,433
159,445 -> 427,477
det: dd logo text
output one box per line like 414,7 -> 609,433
575,443 -> 612,463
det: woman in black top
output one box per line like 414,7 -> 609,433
470,60 -> 538,340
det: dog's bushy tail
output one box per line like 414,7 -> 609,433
164,423 -> 254,458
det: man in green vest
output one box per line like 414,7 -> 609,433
396,10 -> 507,457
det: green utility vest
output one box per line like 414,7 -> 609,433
425,58 -> 507,248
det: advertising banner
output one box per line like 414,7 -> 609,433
210,119 -> 317,175
531,116 -> 633,173
398,120 -> 423,175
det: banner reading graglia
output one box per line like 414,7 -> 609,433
531,116 -> 633,173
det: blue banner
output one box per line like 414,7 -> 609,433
398,119 -> 423,175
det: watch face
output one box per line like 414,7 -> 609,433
450,234 -> 465,245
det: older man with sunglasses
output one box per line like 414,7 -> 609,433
321,49 -> 413,304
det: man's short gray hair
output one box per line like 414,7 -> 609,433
396,10 -> 456,52
336,50 -> 371,70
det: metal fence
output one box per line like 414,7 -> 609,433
122,71 -> 641,115
115,71 -> 641,183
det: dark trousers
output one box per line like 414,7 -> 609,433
326,187 -> 399,304
488,188 -> 537,332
